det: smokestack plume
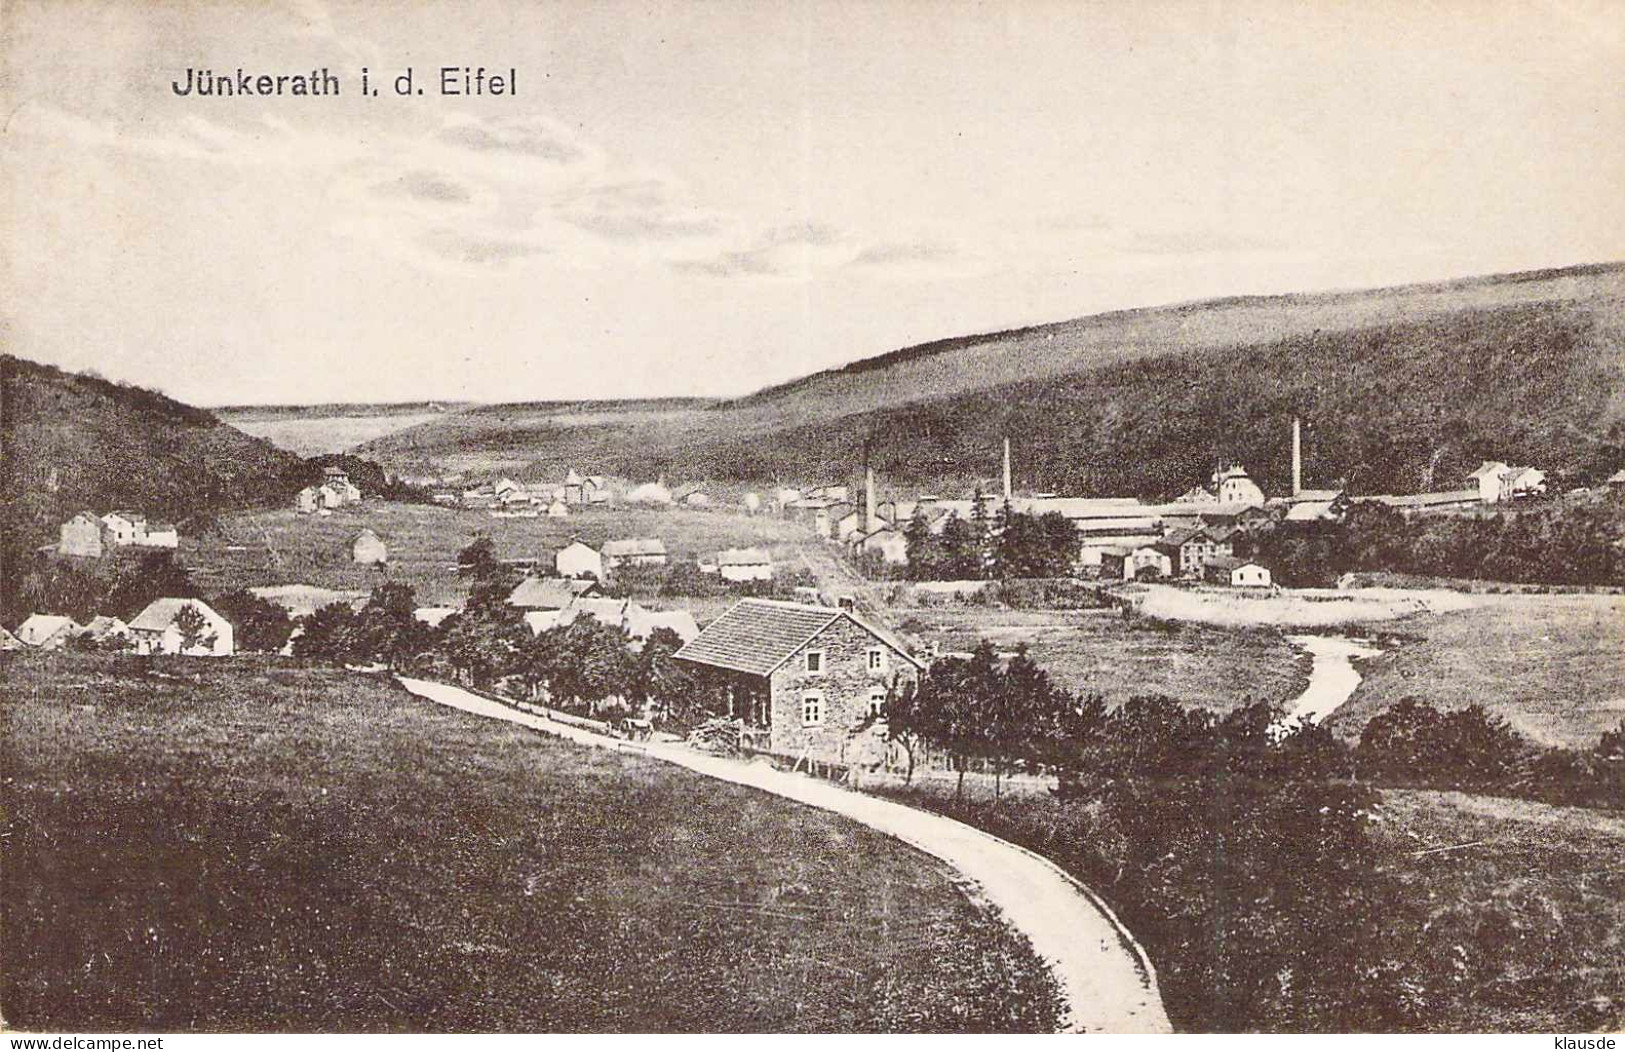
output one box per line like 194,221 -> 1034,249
1003,437 -> 1012,501
866,466 -> 879,533
1292,417 -> 1302,496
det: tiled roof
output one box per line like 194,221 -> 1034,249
676,599 -> 920,678
129,598 -> 225,633
508,576 -> 594,609
676,599 -> 842,676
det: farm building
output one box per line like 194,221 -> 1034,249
0,627 -> 23,650
561,470 -> 610,505
1468,461 -> 1546,504
508,576 -> 602,610
320,467 -> 363,504
742,492 -> 762,514
1202,557 -> 1272,588
16,614 -> 82,649
522,596 -> 698,645
351,528 -> 388,565
556,541 -> 606,581
58,512 -> 105,557
296,486 -> 323,514
128,598 -> 235,656
546,499 -> 569,518
81,615 -> 129,643
602,538 -> 668,571
141,523 -> 179,548
674,599 -> 922,765
713,547 -> 773,582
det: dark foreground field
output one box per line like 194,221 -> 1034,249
877,777 -> 1625,1033
0,653 -> 1061,1032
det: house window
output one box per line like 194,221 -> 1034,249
868,687 -> 887,718
867,647 -> 886,673
802,692 -> 824,726
804,650 -> 824,675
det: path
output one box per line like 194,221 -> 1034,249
396,676 -> 1171,1034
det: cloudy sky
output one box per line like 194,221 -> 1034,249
4,0 -> 1623,406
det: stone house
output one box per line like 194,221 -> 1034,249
675,599 -> 922,765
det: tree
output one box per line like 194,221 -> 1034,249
106,551 -> 198,619
903,510 -> 946,581
172,604 -> 216,654
211,589 -> 294,653
457,536 -> 499,579
294,601 -> 363,663
356,582 -> 431,669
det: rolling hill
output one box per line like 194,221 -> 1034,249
357,262 -> 1625,497
1,355 -> 311,568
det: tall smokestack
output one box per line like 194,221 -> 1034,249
1292,417 -> 1302,496
1003,437 -> 1012,501
866,466 -> 879,533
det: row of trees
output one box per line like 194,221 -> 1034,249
899,498 -> 1079,582
291,579 -> 729,726
1245,500 -> 1625,588
889,642 -> 1624,809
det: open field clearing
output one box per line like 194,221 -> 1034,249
891,607 -> 1305,713
1331,595 -> 1625,748
221,412 -> 448,456
0,653 -> 1063,1032
1121,582 -> 1484,629
188,501 -> 819,607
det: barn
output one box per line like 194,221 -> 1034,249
351,528 -> 388,565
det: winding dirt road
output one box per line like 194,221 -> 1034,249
397,676 -> 1171,1033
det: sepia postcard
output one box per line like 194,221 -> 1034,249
2,0 -> 1623,1039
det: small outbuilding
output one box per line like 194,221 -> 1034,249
16,614 -> 82,649
351,528 -> 388,565
1202,557 -> 1272,588
556,540 -> 606,581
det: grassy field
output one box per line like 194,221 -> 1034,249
1331,595 -> 1625,749
891,606 -> 1306,713
187,501 -> 823,607
221,412 -> 449,457
1366,789 -> 1625,1032
873,776 -> 1625,1033
0,652 -> 1063,1032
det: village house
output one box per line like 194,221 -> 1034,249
81,615 -> 129,644
128,598 -> 235,657
546,499 -> 570,518
16,613 -> 82,649
522,596 -> 700,646
1203,557 -> 1273,588
351,528 -> 388,565
141,522 -> 179,548
100,511 -> 146,546
555,540 -> 606,580
1099,544 -> 1174,581
602,538 -> 668,572
1213,465 -> 1266,507
1160,525 -> 1235,576
1468,461 -> 1547,504
58,512 -> 105,557
561,470 -> 610,505
508,575 -> 602,610
675,599 -> 923,765
713,547 -> 774,582
0,627 -> 23,650
855,525 -> 909,565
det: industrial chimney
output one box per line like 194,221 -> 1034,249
1292,417 -> 1302,496
1003,437 -> 1013,502
865,466 -> 879,533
